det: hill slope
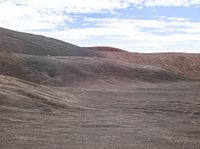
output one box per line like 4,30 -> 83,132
1,28 -> 200,149
93,47 -> 200,80
0,27 -> 100,56
0,75 -> 79,112
0,52 -> 183,87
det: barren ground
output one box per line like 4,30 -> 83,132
1,28 -> 200,149
1,77 -> 200,149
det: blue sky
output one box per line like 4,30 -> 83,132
0,0 -> 200,52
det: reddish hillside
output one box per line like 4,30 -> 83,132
88,46 -> 128,52
101,51 -> 200,80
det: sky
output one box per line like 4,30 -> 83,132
0,0 -> 200,53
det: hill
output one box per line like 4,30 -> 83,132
1,28 -> 200,149
94,47 -> 200,80
88,46 -> 128,52
0,52 -> 183,87
0,27 -> 100,56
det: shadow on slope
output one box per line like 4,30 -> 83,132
0,52 -> 184,87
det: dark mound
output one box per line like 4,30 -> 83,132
88,46 -> 128,52
0,52 -> 183,87
0,27 -> 100,56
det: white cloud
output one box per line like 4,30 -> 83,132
0,0 -> 129,31
0,1 -> 73,31
128,0 -> 200,7
28,18 -> 200,52
0,0 -> 200,52
11,0 -> 129,13
162,17 -> 190,22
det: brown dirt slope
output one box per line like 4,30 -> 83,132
0,75 -> 80,112
96,48 -> 200,80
